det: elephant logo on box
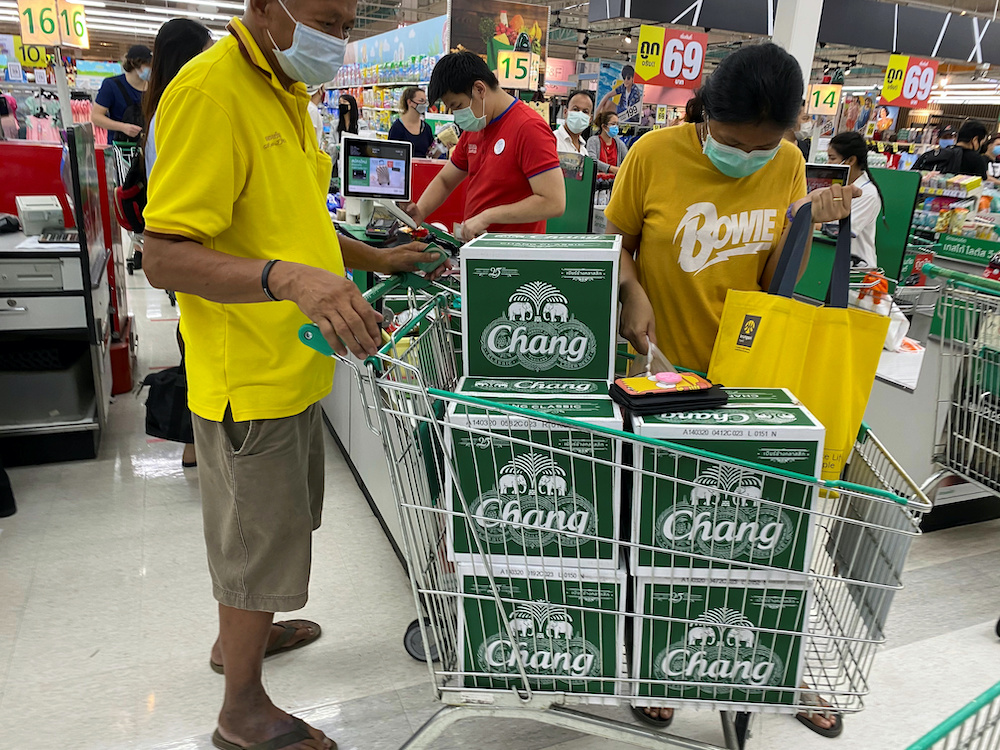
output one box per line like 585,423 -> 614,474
468,454 -> 595,550
481,281 -> 597,372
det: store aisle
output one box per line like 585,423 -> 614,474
1,273 -> 998,750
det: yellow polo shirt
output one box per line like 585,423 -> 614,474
145,19 -> 343,422
606,124 -> 806,373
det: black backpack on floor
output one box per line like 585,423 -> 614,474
139,365 -> 194,444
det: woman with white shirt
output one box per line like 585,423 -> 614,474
827,131 -> 883,267
554,90 -> 593,156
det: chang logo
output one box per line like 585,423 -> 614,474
478,600 -> 601,682
752,410 -> 797,424
653,607 -> 783,694
469,454 -> 595,550
655,466 -> 794,561
481,282 -> 596,371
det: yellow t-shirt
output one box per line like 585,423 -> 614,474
144,19 -> 344,422
605,124 -> 806,373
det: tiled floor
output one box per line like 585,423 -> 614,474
1,273 -> 998,750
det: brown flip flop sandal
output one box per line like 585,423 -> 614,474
796,690 -> 844,738
630,704 -> 674,728
211,717 -> 336,750
211,620 -> 322,674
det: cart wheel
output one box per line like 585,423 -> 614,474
995,616 -> 1000,639
127,259 -> 134,275
404,618 -> 439,663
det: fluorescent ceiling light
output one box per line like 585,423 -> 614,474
158,0 -> 245,9
142,6 -> 231,21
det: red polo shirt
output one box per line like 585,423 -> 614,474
451,99 -> 561,234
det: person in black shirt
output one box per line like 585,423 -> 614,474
92,44 -> 151,145
955,121 -> 989,178
388,86 -> 436,158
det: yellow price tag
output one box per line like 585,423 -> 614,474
806,84 -> 842,116
635,25 -> 665,84
881,54 -> 909,103
13,35 -> 46,67
17,0 -> 59,46
496,50 -> 535,90
57,1 -> 88,49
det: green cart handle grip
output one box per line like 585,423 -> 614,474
416,242 -> 449,274
299,323 -> 335,357
922,262 -> 1000,295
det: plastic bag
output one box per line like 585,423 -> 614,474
853,293 -> 910,352
628,337 -> 676,377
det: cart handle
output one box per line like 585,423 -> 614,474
430,388 -> 910,505
905,680 -> 1000,750
922,262 -> 1000,295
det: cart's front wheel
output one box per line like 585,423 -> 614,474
404,618 -> 439,663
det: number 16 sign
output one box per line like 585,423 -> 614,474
880,55 -> 938,108
635,25 -> 707,90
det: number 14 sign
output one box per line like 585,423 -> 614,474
880,54 -> 937,108
635,26 -> 707,89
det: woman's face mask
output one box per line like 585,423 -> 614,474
608,124 -> 619,137
702,120 -> 780,179
138,66 -> 151,82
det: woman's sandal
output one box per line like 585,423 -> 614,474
630,704 -> 674,728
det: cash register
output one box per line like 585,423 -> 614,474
340,135 -> 418,240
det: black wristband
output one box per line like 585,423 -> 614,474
262,259 -> 282,302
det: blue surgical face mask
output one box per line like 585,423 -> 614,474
608,125 -> 619,137
268,0 -> 348,86
939,138 -> 956,148
138,67 -> 151,82
454,92 -> 488,133
702,120 -> 780,179
992,145 -> 1000,157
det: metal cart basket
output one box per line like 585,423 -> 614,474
300,274 -> 931,750
922,264 -> 1000,496
906,680 -> 1000,750
109,141 -> 144,276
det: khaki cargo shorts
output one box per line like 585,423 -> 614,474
192,403 -> 324,612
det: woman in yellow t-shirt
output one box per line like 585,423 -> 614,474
607,43 -> 860,378
606,43 -> 858,738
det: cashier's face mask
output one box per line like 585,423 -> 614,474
453,88 -> 488,133
268,0 -> 348,86
702,119 -> 781,179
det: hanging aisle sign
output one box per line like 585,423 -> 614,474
16,0 -> 88,48
634,25 -> 707,89
496,49 -> 539,90
880,54 -> 937,108
807,83 -> 842,116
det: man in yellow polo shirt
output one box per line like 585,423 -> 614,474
143,1 -> 438,748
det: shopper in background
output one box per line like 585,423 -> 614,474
307,86 -> 325,146
407,51 -> 565,238
986,134 -> 1000,182
141,18 -> 213,469
554,89 -> 593,156
0,91 -> 18,139
587,111 -> 628,174
337,92 -> 359,137
142,0 -> 445,747
953,121 -> 990,178
827,131 -> 884,267
92,44 -> 152,145
388,86 -> 435,157
607,44 -> 857,737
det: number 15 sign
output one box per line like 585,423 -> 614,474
635,26 -> 707,90
880,54 -> 937,108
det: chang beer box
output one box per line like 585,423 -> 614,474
720,388 -> 799,406
460,234 -> 621,381
631,398 -> 824,578
456,375 -> 609,399
632,575 -> 809,708
458,562 -> 625,699
445,395 -> 622,569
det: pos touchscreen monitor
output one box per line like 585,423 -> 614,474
340,136 -> 412,203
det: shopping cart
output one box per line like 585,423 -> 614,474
299,274 -> 931,750
921,264 -> 1000,497
110,141 -> 146,277
906,680 -> 1000,750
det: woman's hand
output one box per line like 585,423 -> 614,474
795,183 -> 863,225
619,280 -> 657,355
609,165 -> 619,175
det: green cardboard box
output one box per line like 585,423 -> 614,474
446,395 -> 622,569
455,375 -> 610,399
631,403 -> 824,578
720,388 -> 799,406
458,562 -> 625,698
460,233 -> 621,381
632,575 -> 809,707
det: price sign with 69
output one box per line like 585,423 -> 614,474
880,54 -> 937,108
634,25 -> 707,90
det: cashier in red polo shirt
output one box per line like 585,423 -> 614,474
405,51 -> 566,238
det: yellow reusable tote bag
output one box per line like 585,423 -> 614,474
708,205 -> 889,480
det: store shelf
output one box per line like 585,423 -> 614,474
919,187 -> 980,199
329,81 -> 429,90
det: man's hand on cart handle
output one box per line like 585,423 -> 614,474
619,279 -> 658,356
794,183 -> 863,225
379,242 -> 453,281
269,263 -> 383,358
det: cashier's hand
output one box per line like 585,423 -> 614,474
270,263 -> 383,358
619,279 -> 658,356
401,202 -> 425,226
462,212 -> 492,240
380,241 -> 453,281
795,183 -> 863,225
